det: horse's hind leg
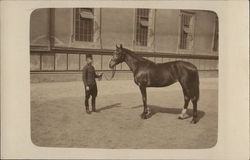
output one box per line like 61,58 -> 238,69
178,96 -> 190,119
178,86 -> 190,119
180,87 -> 198,124
190,80 -> 199,124
191,98 -> 198,124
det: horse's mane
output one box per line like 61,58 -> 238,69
122,48 -> 154,63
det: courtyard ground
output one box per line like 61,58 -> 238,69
31,78 -> 218,149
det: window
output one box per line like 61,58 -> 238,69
74,8 -> 94,42
135,9 -> 150,46
213,16 -> 219,51
179,11 -> 195,50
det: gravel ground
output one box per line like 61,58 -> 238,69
31,78 -> 218,149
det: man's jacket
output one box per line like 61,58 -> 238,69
82,64 -> 101,86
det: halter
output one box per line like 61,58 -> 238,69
102,59 -> 116,80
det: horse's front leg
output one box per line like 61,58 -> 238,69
139,86 -> 151,119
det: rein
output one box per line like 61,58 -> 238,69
102,66 -> 116,80
102,58 -> 116,80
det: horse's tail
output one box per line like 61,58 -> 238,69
187,62 -> 200,101
174,61 -> 200,101
193,70 -> 200,101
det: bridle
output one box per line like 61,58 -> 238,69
102,49 -> 125,80
102,59 -> 116,80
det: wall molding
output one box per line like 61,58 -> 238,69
30,46 -> 218,60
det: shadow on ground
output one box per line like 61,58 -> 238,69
131,105 -> 205,123
96,103 -> 122,112
31,79 -> 217,149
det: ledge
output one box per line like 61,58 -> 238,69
30,46 -> 219,60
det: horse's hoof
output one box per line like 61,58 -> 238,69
178,116 -> 184,120
178,113 -> 189,120
145,112 -> 152,119
141,113 -> 146,119
190,118 -> 197,124
141,114 -> 148,119
141,113 -> 151,119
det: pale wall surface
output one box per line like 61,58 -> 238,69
30,9 -> 50,47
30,8 -> 219,81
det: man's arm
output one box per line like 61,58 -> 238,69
95,72 -> 103,78
82,66 -> 88,86
94,67 -> 103,78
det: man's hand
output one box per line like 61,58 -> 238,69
97,72 -> 103,81
86,86 -> 90,91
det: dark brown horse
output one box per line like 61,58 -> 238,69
109,44 -> 200,124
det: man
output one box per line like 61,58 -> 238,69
82,54 -> 103,114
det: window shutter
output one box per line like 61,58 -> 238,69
179,11 -> 195,50
140,19 -> 149,26
80,10 -> 94,19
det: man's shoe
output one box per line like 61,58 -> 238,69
86,110 -> 91,114
92,107 -> 99,112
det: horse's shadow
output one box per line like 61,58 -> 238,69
96,103 -> 205,123
96,103 -> 122,112
131,105 -> 205,123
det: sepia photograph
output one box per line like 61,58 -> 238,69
30,8 -> 219,149
1,0 -> 249,159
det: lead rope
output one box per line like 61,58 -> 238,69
102,66 -> 116,80
102,58 -> 116,80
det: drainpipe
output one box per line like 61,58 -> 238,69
49,8 -> 54,51
100,8 -> 103,50
153,9 -> 156,53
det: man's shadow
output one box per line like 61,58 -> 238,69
96,103 -> 122,112
131,105 -> 205,122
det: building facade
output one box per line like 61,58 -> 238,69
30,8 -> 218,82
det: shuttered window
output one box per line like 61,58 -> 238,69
179,11 -> 195,50
135,9 -> 150,46
74,8 -> 94,42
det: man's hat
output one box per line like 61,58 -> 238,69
86,54 -> 93,59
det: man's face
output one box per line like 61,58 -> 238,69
86,57 -> 93,64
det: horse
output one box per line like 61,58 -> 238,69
109,44 -> 200,124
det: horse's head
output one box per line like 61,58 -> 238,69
109,44 -> 126,68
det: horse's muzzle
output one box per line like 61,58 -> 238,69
109,59 -> 116,69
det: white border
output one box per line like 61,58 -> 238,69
1,0 -> 249,159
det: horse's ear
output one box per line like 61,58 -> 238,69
120,44 -> 123,49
